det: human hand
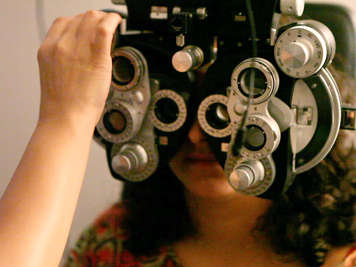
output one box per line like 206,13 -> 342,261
37,11 -> 121,127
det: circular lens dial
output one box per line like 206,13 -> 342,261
231,58 -> 279,105
103,110 -> 127,134
154,98 -> 180,124
245,125 -> 266,151
97,98 -> 138,143
239,114 -> 281,160
198,94 -> 231,138
150,89 -> 187,132
274,21 -> 335,78
111,46 -> 145,90
112,56 -> 135,86
239,68 -> 267,98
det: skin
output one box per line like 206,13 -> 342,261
0,10 -> 353,267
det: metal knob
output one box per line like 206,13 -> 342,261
280,41 -> 310,69
172,45 -> 204,72
280,0 -> 305,16
229,160 -> 265,190
112,143 -> 148,173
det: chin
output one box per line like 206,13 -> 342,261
178,167 -> 238,199
170,156 -> 238,199
186,182 -> 238,200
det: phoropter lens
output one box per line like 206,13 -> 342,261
244,125 -> 266,151
154,98 -> 179,124
103,110 -> 127,134
206,103 -> 230,130
112,56 -> 135,86
239,68 -> 266,97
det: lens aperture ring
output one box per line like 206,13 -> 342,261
111,46 -> 145,91
240,114 -> 281,160
198,94 -> 231,138
97,98 -> 135,143
231,57 -> 279,104
150,89 -> 187,132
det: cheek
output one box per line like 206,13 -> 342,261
169,150 -> 187,183
169,157 -> 236,199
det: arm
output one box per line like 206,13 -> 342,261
321,245 -> 356,267
0,11 -> 121,267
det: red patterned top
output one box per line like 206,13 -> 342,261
64,203 -> 181,267
64,203 -> 356,267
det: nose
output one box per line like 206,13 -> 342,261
188,119 -> 207,144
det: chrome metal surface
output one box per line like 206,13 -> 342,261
280,0 -> 305,16
229,160 -> 265,191
112,143 -> 148,173
293,68 -> 341,174
172,45 -> 204,72
230,57 -> 279,104
274,20 -> 335,78
97,47 -> 151,143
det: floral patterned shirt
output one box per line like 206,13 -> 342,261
64,203 -> 356,267
64,203 -> 181,267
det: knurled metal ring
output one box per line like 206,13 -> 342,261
198,94 -> 231,138
149,89 -> 187,132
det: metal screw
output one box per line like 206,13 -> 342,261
173,6 -> 181,14
176,34 -> 185,47
196,7 -> 208,20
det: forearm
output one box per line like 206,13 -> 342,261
0,116 -> 95,267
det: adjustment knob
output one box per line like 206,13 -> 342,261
280,41 -> 311,70
172,45 -> 204,72
112,143 -> 148,173
274,20 -> 335,78
280,0 -> 305,16
229,160 -> 265,190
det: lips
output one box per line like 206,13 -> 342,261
186,152 -> 216,161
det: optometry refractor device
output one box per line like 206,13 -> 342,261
95,0 -> 356,198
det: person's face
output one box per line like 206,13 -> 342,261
169,68 -> 237,200
169,119 -> 238,200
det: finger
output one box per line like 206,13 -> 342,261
52,13 -> 85,59
44,16 -> 72,44
38,16 -> 72,62
59,13 -> 85,42
92,13 -> 121,56
76,10 -> 106,43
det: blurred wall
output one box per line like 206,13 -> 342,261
0,1 -> 355,266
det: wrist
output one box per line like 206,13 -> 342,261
37,109 -> 98,138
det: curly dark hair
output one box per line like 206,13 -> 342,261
120,165 -> 196,255
255,63 -> 356,266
